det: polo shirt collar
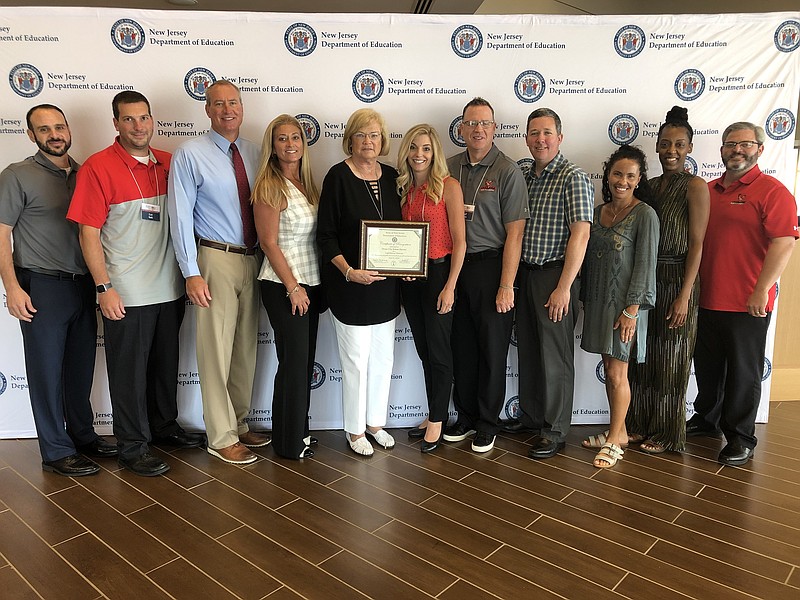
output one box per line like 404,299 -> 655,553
111,137 -> 160,167
458,143 -> 500,167
33,149 -> 79,174
713,164 -> 762,191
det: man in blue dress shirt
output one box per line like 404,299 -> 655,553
168,80 -> 267,465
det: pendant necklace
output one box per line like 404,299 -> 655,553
609,199 -> 634,223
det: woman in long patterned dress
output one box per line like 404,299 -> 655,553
580,145 -> 659,468
626,106 -> 710,453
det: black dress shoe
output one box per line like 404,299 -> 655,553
408,426 -> 426,439
420,439 -> 440,453
527,436 -> 566,459
686,418 -> 722,437
152,430 -> 205,449
499,419 -> 535,434
119,452 -> 170,477
42,454 -> 100,477
77,437 -> 118,458
309,436 -> 318,446
718,443 -> 754,466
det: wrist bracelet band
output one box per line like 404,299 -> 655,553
345,267 -> 353,282
622,308 -> 638,319
286,285 -> 300,297
499,284 -> 515,290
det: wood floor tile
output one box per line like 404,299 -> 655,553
190,479 -> 340,564
115,469 -> 242,538
278,499 -> 457,595
0,467 -> 86,545
49,485 -> 177,572
148,557 -> 241,599
263,587 -> 308,599
0,439 -> 79,496
73,467 -> 156,515
0,511 -> 98,600
217,526 -> 369,599
436,579 -> 500,600
56,532 -> 172,599
696,485 -> 800,530
319,549 -> 434,599
0,563 -> 41,600
130,504 -> 281,600
614,573 -> 695,600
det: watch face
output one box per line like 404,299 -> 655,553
96,283 -> 112,293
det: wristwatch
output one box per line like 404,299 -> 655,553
96,282 -> 113,293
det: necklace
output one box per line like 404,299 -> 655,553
609,199 -> 634,223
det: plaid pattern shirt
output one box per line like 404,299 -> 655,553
521,152 -> 594,265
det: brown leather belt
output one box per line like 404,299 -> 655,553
197,238 -> 258,256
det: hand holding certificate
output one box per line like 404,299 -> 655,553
359,220 -> 430,277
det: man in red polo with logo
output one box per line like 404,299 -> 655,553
68,91 -> 204,476
688,121 -> 797,466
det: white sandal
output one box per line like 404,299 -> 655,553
366,428 -> 395,449
347,435 -> 374,456
593,443 -> 624,469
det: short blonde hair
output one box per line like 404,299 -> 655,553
342,108 -> 390,156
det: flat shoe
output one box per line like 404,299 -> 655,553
639,439 -> 666,454
593,443 -> 624,469
407,426 -> 426,439
365,428 -> 395,449
347,436 -> 374,456
582,431 -> 629,449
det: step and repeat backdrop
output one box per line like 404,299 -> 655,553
1,8 -> 798,436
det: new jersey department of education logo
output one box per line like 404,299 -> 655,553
451,25 -> 483,58
9,63 -> 43,98
765,109 -> 795,141
184,67 -> 216,101
310,362 -> 326,389
608,114 -> 639,145
296,113 -> 320,146
0,371 -> 7,395
774,20 -> 800,53
762,357 -> 772,382
674,69 -> 705,102
683,156 -> 698,175
614,25 -> 646,59
111,18 -> 145,54
284,23 -> 317,57
504,396 -> 520,420
595,361 -> 606,384
514,70 -> 546,103
352,69 -> 384,103
449,116 -> 466,148
516,158 -> 533,176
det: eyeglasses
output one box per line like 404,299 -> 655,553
352,132 -> 381,141
722,140 -> 761,149
462,120 -> 495,128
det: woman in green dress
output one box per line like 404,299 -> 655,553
580,145 -> 659,468
626,107 -> 710,453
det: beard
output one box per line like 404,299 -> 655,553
36,137 -> 71,157
723,152 -> 757,173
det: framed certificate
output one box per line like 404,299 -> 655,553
359,220 -> 430,277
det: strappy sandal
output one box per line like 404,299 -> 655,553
582,431 -> 629,449
639,439 -> 666,454
593,443 -> 624,469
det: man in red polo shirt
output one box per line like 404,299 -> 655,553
68,91 -> 204,476
687,121 -> 798,466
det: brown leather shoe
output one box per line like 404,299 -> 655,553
207,442 -> 257,464
239,430 -> 271,448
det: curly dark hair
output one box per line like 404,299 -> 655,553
601,144 -> 653,204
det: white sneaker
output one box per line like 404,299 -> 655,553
366,428 -> 395,449
347,435 -> 374,456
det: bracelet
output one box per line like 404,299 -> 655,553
286,285 -> 300,297
499,284 -> 515,290
345,267 -> 353,282
622,308 -> 638,319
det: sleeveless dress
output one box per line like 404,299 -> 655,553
580,202 -> 659,362
626,172 -> 698,452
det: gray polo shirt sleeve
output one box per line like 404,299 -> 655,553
0,166 -> 25,227
498,158 -> 529,223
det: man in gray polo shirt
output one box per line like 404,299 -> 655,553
444,97 -> 529,453
0,104 -> 117,476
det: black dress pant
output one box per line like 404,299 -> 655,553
451,253 -> 514,436
401,258 -> 454,423
17,269 -> 98,462
103,297 -> 185,461
260,280 -> 321,459
515,264 -> 578,442
692,308 -> 770,449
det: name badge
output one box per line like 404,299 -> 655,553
479,179 -> 496,192
141,202 -> 161,221
464,204 -> 475,221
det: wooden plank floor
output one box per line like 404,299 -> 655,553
1,401 -> 799,599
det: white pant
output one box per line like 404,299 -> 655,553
330,314 -> 396,435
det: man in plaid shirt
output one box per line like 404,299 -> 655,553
504,108 -> 594,459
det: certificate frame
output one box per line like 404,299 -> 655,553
359,220 -> 430,277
